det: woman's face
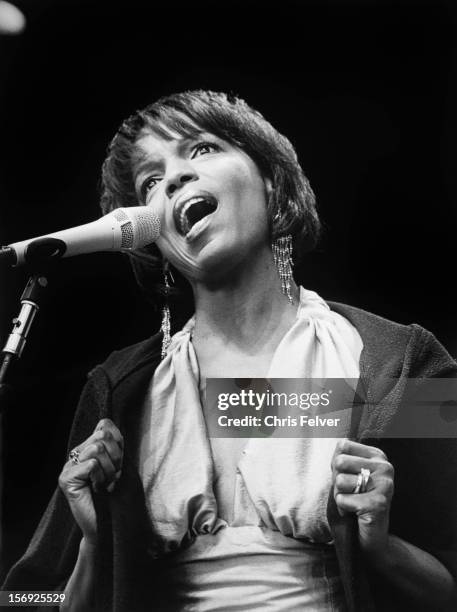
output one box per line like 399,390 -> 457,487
132,127 -> 272,284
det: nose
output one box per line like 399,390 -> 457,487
165,163 -> 198,198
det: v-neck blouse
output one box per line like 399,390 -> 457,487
137,288 -> 363,555
135,288 -> 362,610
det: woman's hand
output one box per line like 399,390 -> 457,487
58,418 -> 123,544
331,439 -> 394,562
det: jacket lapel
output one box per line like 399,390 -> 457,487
99,347 -> 163,611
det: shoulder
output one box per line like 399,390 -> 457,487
328,300 -> 456,377
89,333 -> 162,388
68,334 -> 162,438
328,300 -> 412,341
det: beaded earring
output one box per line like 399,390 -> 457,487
272,235 -> 294,304
161,265 -> 172,359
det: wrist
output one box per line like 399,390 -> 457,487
363,535 -> 393,573
80,536 -> 97,558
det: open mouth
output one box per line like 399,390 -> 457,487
174,194 -> 218,236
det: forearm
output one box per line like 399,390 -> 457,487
60,538 -> 97,612
366,533 -> 456,608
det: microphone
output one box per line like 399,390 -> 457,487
0,1 -> 26,35
0,207 -> 161,267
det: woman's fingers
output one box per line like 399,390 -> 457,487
95,418 -> 124,450
72,419 -> 123,463
77,438 -> 117,483
58,418 -> 124,540
59,458 -> 102,541
331,442 -> 394,498
79,445 -> 116,492
331,440 -> 393,482
60,457 -> 104,495
334,470 -> 394,497
69,419 -> 123,490
334,490 -> 392,517
334,472 -> 370,494
60,418 -> 123,496
331,439 -> 387,462
331,453 -> 393,480
331,439 -> 395,553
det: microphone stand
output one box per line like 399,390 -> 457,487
0,274 -> 49,412
0,238 -> 61,407
0,273 -> 48,574
0,238 -> 83,404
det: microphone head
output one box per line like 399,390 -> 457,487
109,206 -> 161,249
0,1 -> 26,35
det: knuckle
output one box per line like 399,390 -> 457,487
335,473 -> 346,488
94,441 -> 105,455
382,476 -> 394,496
86,443 -> 96,455
97,418 -> 111,429
384,461 -> 394,477
373,447 -> 387,460
88,458 -> 99,471
334,454 -> 346,472
335,493 -> 349,511
373,493 -> 388,512
387,482 -> 394,497
111,425 -> 123,445
96,419 -> 123,443
58,473 -> 67,489
336,439 -> 349,454
96,428 -> 112,442
375,460 -> 394,478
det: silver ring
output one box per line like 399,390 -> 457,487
69,449 -> 80,465
353,468 -> 371,494
360,468 -> 371,493
353,471 -> 363,494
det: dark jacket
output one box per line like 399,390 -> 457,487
3,301 -> 457,611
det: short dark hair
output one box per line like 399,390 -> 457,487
99,90 -> 320,311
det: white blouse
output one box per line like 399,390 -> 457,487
136,287 -> 363,611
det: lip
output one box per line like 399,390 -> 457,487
185,212 -> 214,243
173,190 -> 219,237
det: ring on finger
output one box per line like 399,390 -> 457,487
352,468 -> 371,494
353,471 -> 363,494
360,468 -> 371,493
69,449 -> 80,465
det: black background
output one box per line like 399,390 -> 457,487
0,0 -> 456,577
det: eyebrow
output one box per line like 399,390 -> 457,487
133,155 -> 162,179
132,132 -> 216,186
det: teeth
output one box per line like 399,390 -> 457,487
183,196 -> 207,208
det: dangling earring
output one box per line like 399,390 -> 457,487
161,265 -> 173,359
272,235 -> 294,304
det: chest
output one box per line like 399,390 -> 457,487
197,346 -> 275,379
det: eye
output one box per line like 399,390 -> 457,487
191,141 -> 220,158
141,176 -> 161,199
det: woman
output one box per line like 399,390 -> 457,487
3,90 -> 457,611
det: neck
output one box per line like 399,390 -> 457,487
191,250 -> 299,354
